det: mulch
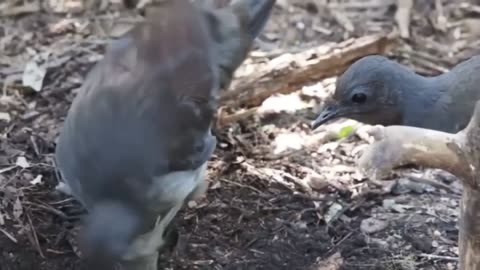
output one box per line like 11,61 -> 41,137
0,0 -> 476,269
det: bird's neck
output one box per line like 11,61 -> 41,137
395,69 -> 446,127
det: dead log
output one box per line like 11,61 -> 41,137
358,101 -> 480,270
220,33 -> 399,108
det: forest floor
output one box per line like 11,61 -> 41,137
1,0 -> 480,269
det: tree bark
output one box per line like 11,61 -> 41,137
358,101 -> 480,270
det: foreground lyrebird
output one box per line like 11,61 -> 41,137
54,0 -> 275,269
312,55 -> 480,133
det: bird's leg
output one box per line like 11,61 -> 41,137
187,179 -> 208,201
149,202 -> 183,252
159,163 -> 210,256
122,202 -> 183,261
185,162 -> 209,202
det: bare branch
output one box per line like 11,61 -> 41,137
358,125 -> 471,182
358,100 -> 480,270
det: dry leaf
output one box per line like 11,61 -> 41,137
0,112 -> 11,122
30,175 -> 43,185
360,217 -> 388,234
22,52 -> 51,92
15,156 -> 30,169
324,203 -> 343,223
312,251 -> 344,270
13,198 -> 23,220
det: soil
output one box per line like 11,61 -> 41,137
0,0 -> 476,269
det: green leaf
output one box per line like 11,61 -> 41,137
337,125 -> 355,139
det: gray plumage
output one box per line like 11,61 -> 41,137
312,55 -> 480,133
54,0 -> 275,269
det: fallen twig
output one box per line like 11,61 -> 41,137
395,0 -> 413,38
406,175 -> 461,195
417,253 -> 458,261
220,33 -> 399,108
0,228 -> 17,243
26,212 -> 45,258
0,2 -> 41,17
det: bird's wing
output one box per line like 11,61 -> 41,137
55,0 -> 219,205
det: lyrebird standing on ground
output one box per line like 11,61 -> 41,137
54,0 -> 275,269
312,55 -> 480,133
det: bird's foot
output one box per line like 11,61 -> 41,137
122,203 -> 182,261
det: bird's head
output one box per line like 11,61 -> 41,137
312,55 -> 404,129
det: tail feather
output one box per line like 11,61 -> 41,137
80,201 -> 145,269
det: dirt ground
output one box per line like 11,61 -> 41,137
1,0 -> 479,269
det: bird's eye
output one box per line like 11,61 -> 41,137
351,93 -> 367,104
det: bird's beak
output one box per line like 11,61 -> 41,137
311,104 -> 341,130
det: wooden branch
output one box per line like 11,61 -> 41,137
358,101 -> 480,270
220,33 -> 399,108
395,0 -> 413,38
216,106 -> 259,127
358,125 -> 471,181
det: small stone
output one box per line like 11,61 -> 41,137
360,217 -> 388,234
